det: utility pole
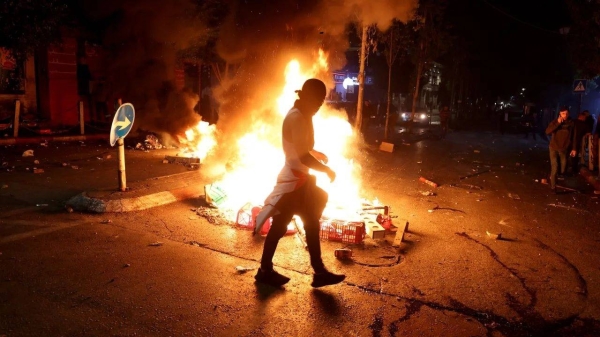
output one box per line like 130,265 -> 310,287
355,24 -> 368,132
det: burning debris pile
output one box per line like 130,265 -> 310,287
183,50 -> 399,243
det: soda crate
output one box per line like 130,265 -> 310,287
319,219 -> 365,244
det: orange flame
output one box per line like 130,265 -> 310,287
184,50 -> 368,221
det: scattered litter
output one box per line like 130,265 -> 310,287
25,168 -> 30,171
148,242 -> 163,247
419,177 -> 438,188
33,160 -> 40,164
235,266 -> 255,274
548,203 -> 588,212
189,240 -> 207,247
417,161 -> 422,164
190,208 -> 197,212
334,248 -> 353,260
65,206 -> 74,213
1,162 -> 7,167
36,204 -> 48,207
103,154 -> 112,160
62,162 -> 68,167
476,199 -> 482,202
1,184 -> 7,189
459,169 -> 490,180
145,134 -> 163,149
473,150 -> 480,153
486,231 -> 502,240
33,168 -> 44,174
420,191 -> 436,196
101,219 -> 112,224
450,183 -> 483,190
123,263 -> 131,268
40,142 -> 48,147
135,143 -> 143,149
162,159 -> 169,164
508,193 -> 520,200
71,165 -> 79,170
22,150 -> 34,157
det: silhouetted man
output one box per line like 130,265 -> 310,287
545,107 -> 576,192
254,78 -> 345,288
440,106 -> 451,138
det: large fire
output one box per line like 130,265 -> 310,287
181,50 -> 371,222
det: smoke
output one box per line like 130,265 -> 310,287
81,0 -> 209,138
201,0 -> 416,179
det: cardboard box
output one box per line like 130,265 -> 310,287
379,142 -> 394,153
365,220 -> 385,239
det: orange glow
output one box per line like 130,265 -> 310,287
183,49 -> 369,222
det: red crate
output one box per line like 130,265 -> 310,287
319,219 -> 365,244
236,204 -> 296,235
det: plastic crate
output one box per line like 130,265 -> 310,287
236,204 -> 296,235
319,219 -> 365,244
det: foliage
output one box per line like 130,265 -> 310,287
565,0 -> 600,77
0,0 -> 69,58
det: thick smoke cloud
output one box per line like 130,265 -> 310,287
205,0 -> 415,178
81,0 -> 209,138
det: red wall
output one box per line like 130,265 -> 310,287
47,38 -> 79,126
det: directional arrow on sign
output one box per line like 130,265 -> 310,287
114,117 -> 131,130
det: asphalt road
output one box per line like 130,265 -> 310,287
1,127 -> 599,337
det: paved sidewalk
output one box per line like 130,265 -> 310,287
66,171 -> 207,213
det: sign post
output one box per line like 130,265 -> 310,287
110,103 -> 135,192
573,79 -> 587,113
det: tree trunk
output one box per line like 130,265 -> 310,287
410,60 -> 423,132
384,29 -> 393,140
355,24 -> 368,132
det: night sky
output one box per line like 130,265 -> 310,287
446,0 -> 572,99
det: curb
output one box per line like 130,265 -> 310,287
579,167 -> 600,191
66,185 -> 203,213
0,134 -> 108,146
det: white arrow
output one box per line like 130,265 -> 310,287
114,116 -> 131,130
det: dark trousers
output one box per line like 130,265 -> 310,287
260,177 -> 327,273
549,148 -> 567,189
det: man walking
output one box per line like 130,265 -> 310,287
254,78 -> 345,288
545,107 -> 576,192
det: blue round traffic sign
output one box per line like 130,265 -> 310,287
110,103 -> 135,146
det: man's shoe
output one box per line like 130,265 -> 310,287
311,270 -> 346,288
255,268 -> 290,287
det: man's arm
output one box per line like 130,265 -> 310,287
545,119 -> 561,135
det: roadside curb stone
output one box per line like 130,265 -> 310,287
66,192 -> 107,213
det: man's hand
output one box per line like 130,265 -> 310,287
310,150 -> 329,164
325,167 -> 336,183
558,116 -> 565,123
570,150 -> 577,157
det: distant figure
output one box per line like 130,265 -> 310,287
439,106 -> 451,138
387,102 -> 398,137
573,111 -> 593,169
500,110 -> 509,135
361,100 -> 376,134
522,111 -> 537,140
545,106 -> 576,192
253,78 -> 345,288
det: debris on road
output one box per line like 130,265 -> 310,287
123,263 -> 131,268
508,193 -> 521,200
392,222 -> 409,247
62,162 -> 68,167
420,191 -> 436,196
540,178 -> 548,184
148,242 -> 164,247
473,150 -> 480,153
145,134 -> 163,149
450,183 -> 483,190
162,159 -> 169,164
334,248 -> 353,260
71,165 -> 79,170
103,154 -> 112,160
33,160 -> 39,164
1,184 -> 7,189
33,168 -> 44,174
486,231 -> 502,240
65,205 -> 74,213
22,150 -> 34,157
419,176 -> 438,188
459,169 -> 490,180
36,204 -> 48,207
189,241 -> 207,247
235,266 -> 255,274
547,203 -> 588,212
101,219 -> 112,224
